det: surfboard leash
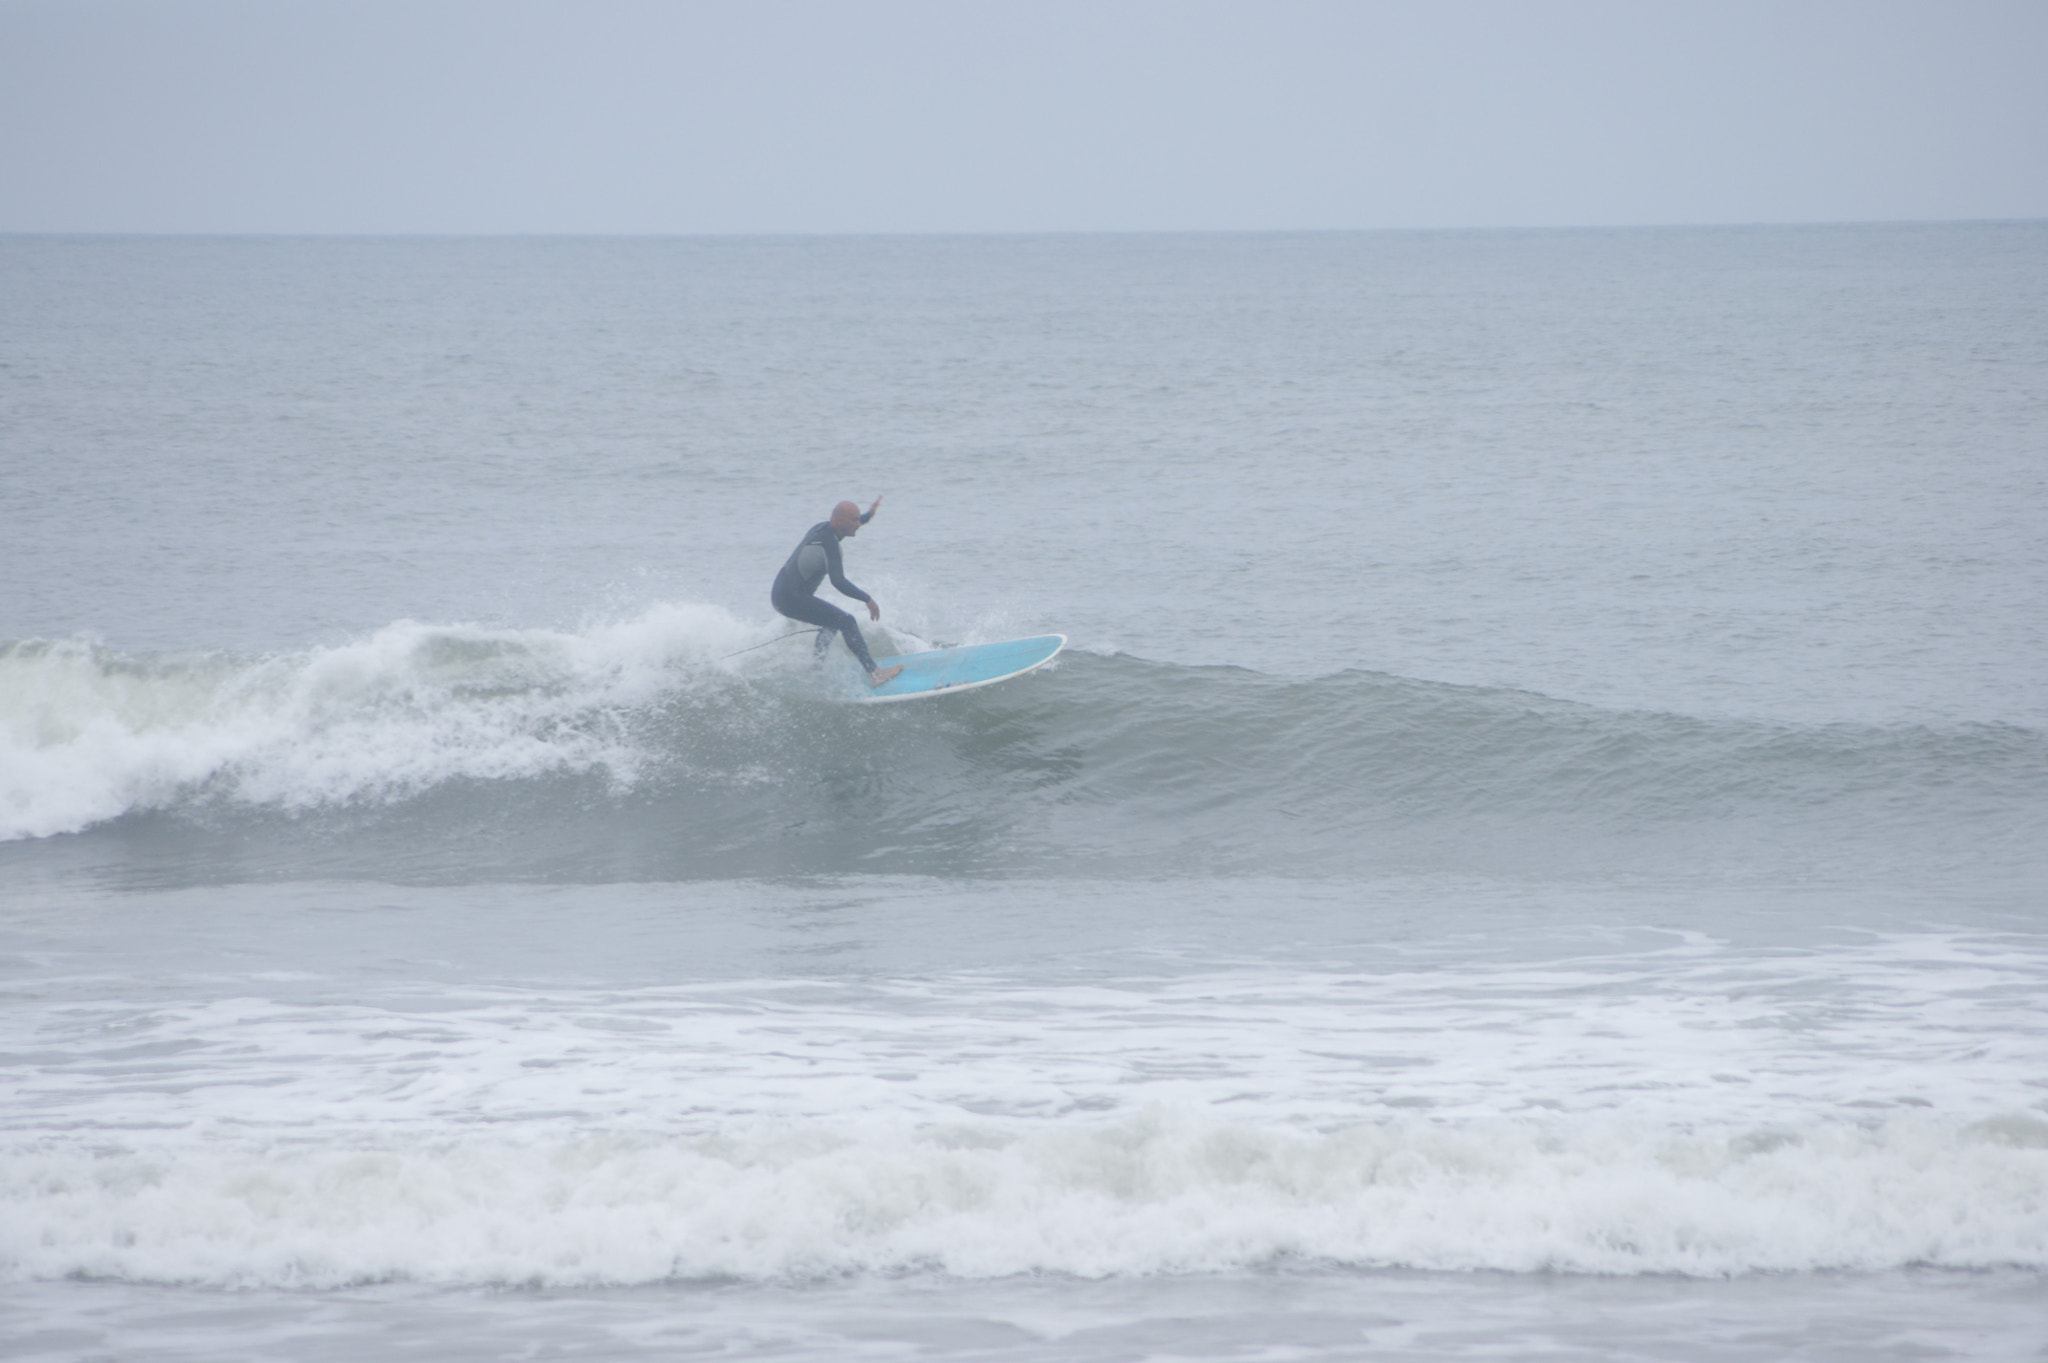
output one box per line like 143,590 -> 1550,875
714,629 -> 826,662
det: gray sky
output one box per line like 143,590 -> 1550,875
3,0 -> 2043,234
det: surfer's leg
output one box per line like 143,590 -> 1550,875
824,606 -> 879,672
773,590 -> 831,663
774,593 -> 878,672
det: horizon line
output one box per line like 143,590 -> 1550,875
4,216 -> 2044,242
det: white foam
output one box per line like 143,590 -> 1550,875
0,606 -> 780,841
2,1112 -> 2043,1287
3,935 -> 2045,1288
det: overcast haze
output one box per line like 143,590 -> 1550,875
3,0 -> 2045,234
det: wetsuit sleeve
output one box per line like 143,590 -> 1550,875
823,535 -> 871,603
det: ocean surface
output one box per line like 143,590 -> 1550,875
3,225 -> 2045,1360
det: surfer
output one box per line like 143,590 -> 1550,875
771,497 -> 904,686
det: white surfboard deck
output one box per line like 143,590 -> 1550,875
853,634 -> 1066,704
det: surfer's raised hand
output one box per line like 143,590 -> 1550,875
866,597 -> 881,621
865,495 -> 883,521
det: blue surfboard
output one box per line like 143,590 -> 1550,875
855,634 -> 1066,703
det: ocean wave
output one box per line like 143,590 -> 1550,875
4,608 -> 2044,880
5,1113 -> 2044,1287
0,608 -> 747,842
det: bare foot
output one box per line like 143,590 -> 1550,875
868,664 -> 904,686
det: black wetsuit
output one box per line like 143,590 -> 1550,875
770,515 -> 879,672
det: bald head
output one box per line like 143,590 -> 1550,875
829,500 -> 863,534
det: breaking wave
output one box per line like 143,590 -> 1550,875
4,606 -> 2044,882
6,1113 -> 2045,1287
